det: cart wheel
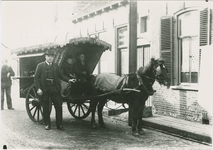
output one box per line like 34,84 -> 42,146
26,84 -> 52,124
67,100 -> 90,119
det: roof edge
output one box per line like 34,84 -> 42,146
72,0 -> 129,23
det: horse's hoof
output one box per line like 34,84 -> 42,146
138,130 -> 145,135
100,125 -> 107,129
132,131 -> 139,136
91,124 -> 97,129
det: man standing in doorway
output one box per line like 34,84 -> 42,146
34,49 -> 75,130
1,59 -> 15,110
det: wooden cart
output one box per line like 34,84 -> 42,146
12,37 -> 112,123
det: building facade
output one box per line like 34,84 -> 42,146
70,1 -> 213,125
10,1 -> 212,125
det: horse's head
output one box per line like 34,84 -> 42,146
136,58 -> 170,90
152,58 -> 170,88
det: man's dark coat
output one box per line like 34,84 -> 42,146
1,65 -> 15,88
34,62 -> 69,92
62,62 -> 74,78
73,60 -> 89,79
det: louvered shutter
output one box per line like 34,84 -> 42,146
200,8 -> 209,46
160,17 -> 174,85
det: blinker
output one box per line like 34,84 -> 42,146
156,66 -> 162,75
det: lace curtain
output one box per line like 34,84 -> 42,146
181,38 -> 199,73
181,37 -> 199,83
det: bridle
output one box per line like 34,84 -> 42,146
135,63 -> 167,95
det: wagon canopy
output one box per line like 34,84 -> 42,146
12,37 -> 111,74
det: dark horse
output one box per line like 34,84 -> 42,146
89,58 -> 170,136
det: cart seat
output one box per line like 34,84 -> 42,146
70,81 -> 93,96
60,80 -> 93,98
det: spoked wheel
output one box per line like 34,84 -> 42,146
25,84 -> 52,124
67,100 -> 90,119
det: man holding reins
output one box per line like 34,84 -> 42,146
34,49 -> 76,130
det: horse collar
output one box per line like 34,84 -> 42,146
119,75 -> 129,90
136,72 -> 154,95
136,72 -> 143,86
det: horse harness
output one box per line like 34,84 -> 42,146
117,72 -> 154,95
135,64 -> 161,95
136,72 -> 154,95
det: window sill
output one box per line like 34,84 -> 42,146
170,85 -> 199,91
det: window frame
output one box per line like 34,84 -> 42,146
115,25 -> 128,75
173,7 -> 200,89
137,45 -> 150,69
140,16 -> 148,34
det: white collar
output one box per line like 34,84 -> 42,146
46,61 -> 52,66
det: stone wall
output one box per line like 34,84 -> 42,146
152,82 -> 212,125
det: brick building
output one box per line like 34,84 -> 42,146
70,1 -> 213,125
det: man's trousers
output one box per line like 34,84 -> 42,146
42,86 -> 63,127
1,86 -> 13,109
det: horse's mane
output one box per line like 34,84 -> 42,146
137,58 -> 156,75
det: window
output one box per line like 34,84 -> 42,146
99,31 -> 110,73
118,27 -> 128,48
160,7 -> 212,87
117,26 -> 128,75
178,11 -> 200,84
137,46 -> 150,69
120,48 -> 129,75
140,16 -> 148,33
91,31 -> 112,74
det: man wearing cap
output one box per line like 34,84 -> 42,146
34,49 -> 75,130
62,55 -> 76,79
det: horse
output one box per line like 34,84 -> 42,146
89,58 -> 170,136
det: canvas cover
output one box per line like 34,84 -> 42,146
94,73 -> 124,92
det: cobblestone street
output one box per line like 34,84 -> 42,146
0,84 -> 211,150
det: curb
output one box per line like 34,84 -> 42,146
142,120 -> 212,145
103,109 -> 212,145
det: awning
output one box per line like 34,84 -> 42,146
11,43 -> 62,55
13,52 -> 44,58
11,37 -> 111,55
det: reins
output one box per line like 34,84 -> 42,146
140,74 -> 156,81
136,72 -> 153,95
140,74 -> 165,83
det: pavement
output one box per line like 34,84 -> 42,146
104,102 -> 212,145
5,82 -> 213,147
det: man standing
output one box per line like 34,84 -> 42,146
1,59 -> 15,110
34,49 -> 75,130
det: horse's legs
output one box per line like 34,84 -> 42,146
138,101 -> 146,135
131,95 -> 146,136
132,118 -> 138,135
131,100 -> 138,136
97,99 -> 107,128
90,100 -> 98,129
